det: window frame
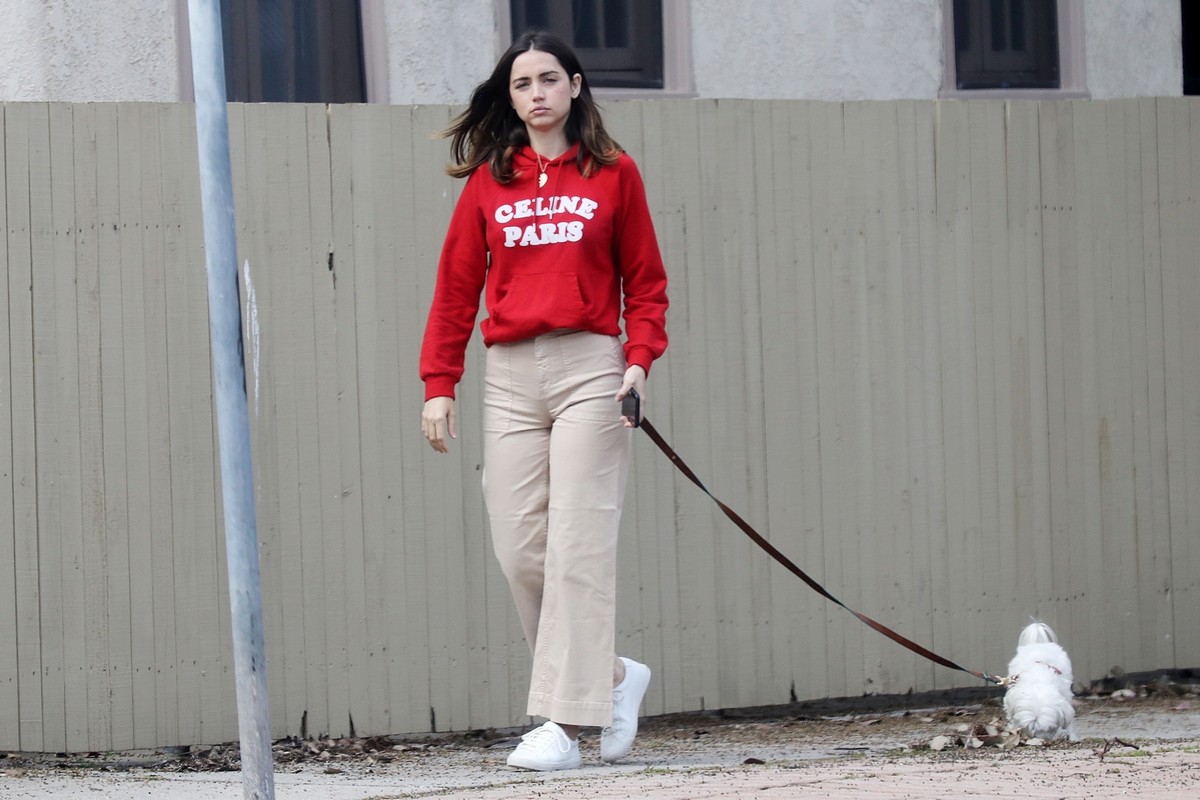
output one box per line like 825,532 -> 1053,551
941,0 -> 1088,98
177,0 -> 384,103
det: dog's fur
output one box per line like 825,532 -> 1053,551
1003,621 -> 1078,740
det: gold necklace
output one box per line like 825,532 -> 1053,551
536,151 -> 549,188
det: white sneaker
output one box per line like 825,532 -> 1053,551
600,657 -> 651,763
506,721 -> 581,771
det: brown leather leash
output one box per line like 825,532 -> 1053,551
639,417 -> 1003,686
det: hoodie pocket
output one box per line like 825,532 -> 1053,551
489,272 -> 589,332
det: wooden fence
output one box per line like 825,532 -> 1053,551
1,98 -> 1197,752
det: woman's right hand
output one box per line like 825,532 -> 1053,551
422,396 -> 457,453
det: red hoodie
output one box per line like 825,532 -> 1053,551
420,144 -> 669,400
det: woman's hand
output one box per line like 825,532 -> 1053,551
422,396 -> 457,453
615,365 -> 647,428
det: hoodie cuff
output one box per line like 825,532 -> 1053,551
423,378 -> 458,402
624,345 -> 654,377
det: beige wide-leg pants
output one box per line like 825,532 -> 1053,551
482,330 -> 631,728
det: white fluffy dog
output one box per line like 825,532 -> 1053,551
1003,621 -> 1078,741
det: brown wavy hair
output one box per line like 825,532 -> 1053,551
442,30 -> 622,183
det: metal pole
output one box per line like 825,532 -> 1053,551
186,1 -> 275,797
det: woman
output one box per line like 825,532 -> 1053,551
419,30 -> 669,771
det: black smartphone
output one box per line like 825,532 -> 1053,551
621,388 -> 641,427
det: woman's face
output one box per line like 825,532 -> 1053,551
509,49 -> 581,138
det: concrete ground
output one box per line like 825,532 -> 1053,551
2,691 -> 1197,799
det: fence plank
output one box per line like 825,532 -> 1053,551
1127,98 -> 1173,670
9,103 -> 45,751
1035,102 -> 1076,654
808,100 -> 852,696
1179,99 -> 1200,667
304,101 -> 346,739
70,103 -> 111,750
1002,100 -> 1052,632
267,102 -> 322,740
932,100 -> 974,686
606,101 -> 656,702
707,98 -> 766,708
632,99 -> 686,718
1095,100 -> 1140,670
112,102 -> 156,748
327,103 -> 370,739
32,101 -> 69,753
0,104 -> 22,743
892,98 -> 936,690
48,102 -> 89,752
131,102 -> 179,749
872,100 -> 919,691
749,98 -> 794,702
90,103 -> 135,751
411,102 -> 476,734
401,104 -> 442,733
656,99 -> 721,713
1158,98 -> 1200,666
388,104 -> 430,733
156,102 -> 199,746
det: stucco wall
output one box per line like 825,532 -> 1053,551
1084,0 -> 1182,98
0,0 -> 179,102
0,1 -> 1185,105
689,0 -> 945,100
379,0 -> 498,104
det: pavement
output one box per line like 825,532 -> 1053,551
2,691 -> 1198,799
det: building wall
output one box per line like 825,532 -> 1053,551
0,1 -> 1183,103
689,0 -> 945,100
1085,0 -> 1183,98
377,0 -> 497,104
0,0 -> 179,102
687,0 -> 1183,100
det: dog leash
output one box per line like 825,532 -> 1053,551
638,417 -> 1004,686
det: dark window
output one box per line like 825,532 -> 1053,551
511,0 -> 664,89
220,0 -> 366,102
953,0 -> 1059,89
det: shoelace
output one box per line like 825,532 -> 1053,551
601,686 -> 626,735
523,724 -> 571,752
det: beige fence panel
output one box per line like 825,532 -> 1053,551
0,98 -> 1197,752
